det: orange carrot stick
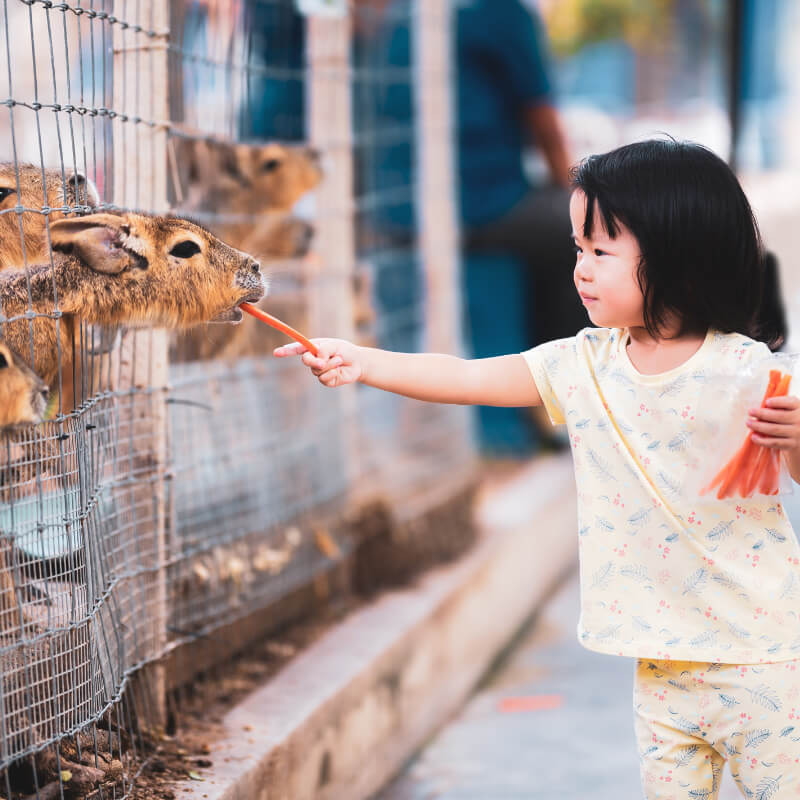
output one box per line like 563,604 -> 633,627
716,439 -> 753,499
705,372 -> 779,494
775,374 -> 792,397
753,373 -> 793,495
239,302 -> 319,357
743,442 -> 770,497
739,371 -> 787,496
760,449 -> 781,495
703,369 -> 787,499
705,442 -> 742,494
741,372 -> 791,496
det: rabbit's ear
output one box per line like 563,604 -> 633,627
218,141 -> 250,185
50,214 -> 136,274
64,170 -> 100,208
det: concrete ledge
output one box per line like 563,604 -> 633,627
184,454 -> 578,800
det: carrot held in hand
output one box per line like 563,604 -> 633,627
239,302 -> 319,356
705,370 -> 779,496
702,369 -> 791,499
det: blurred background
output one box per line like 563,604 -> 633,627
0,0 -> 797,798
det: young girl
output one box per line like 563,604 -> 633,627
276,139 -> 800,798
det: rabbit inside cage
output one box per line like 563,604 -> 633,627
0,0 -> 475,797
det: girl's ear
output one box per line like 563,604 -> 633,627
49,214 -> 135,274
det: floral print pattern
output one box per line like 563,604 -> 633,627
522,328 -> 800,663
635,658 -> 800,798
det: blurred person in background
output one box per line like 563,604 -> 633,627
351,0 -> 422,355
240,0 -> 305,141
456,0 -> 587,456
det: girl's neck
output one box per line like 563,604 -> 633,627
624,325 -> 708,376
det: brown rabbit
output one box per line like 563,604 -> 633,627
0,343 -> 48,428
167,135 -> 328,362
0,213 -> 263,655
0,162 -> 99,270
0,344 -> 48,649
174,137 -> 322,223
0,343 -> 49,499
170,211 -> 316,362
0,211 -> 264,391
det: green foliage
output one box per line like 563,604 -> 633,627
543,0 -> 675,56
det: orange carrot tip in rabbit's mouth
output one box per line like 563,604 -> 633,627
239,302 -> 319,356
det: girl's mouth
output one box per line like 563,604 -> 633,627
579,292 -> 597,305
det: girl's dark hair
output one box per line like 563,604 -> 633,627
571,139 -> 781,345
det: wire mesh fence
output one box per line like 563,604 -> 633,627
0,0 -> 477,796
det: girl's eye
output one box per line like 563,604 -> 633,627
572,243 -> 582,255
594,248 -> 607,257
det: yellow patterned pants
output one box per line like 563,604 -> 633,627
634,658 -> 800,799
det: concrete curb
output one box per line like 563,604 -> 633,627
183,453 -> 578,800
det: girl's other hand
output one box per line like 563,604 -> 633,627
746,394 -> 800,451
273,338 -> 362,387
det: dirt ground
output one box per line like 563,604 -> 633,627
1,468 -> 486,800
134,479 -> 483,798
132,599 -> 354,800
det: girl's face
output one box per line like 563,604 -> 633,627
570,189 -> 645,330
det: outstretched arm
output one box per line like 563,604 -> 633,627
274,340 -> 542,408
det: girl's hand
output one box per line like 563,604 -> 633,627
746,395 -> 800,451
273,338 -> 362,387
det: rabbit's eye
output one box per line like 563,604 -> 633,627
0,352 -> 8,369
261,159 -> 281,173
169,240 -> 201,258
0,187 -> 15,203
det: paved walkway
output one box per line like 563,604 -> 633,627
377,567 -> 745,799
375,174 -> 800,800
377,472 -> 800,800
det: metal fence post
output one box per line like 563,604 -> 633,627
306,11 -> 360,494
112,0 -> 170,730
306,14 -> 356,340
415,0 -> 461,355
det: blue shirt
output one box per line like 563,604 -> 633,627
352,0 -> 416,233
456,0 -> 554,227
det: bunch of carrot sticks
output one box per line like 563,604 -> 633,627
702,369 -> 791,499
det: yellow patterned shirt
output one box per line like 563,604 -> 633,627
522,327 -> 800,663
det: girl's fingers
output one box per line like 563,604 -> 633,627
320,368 -> 344,387
764,395 -> 800,410
749,434 -> 796,450
746,418 -> 794,437
273,342 -> 308,357
305,352 -> 343,370
272,339 -> 347,382
302,352 -> 327,369
748,406 -> 797,423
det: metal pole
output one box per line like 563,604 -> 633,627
728,0 -> 745,171
415,0 -> 461,355
112,0 -> 170,731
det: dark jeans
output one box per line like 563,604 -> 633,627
462,252 -> 539,456
465,185 -> 589,344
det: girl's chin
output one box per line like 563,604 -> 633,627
584,304 -> 635,329
585,307 -> 607,326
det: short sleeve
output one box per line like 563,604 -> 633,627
480,2 -> 553,105
521,337 -> 575,426
509,5 -> 553,103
